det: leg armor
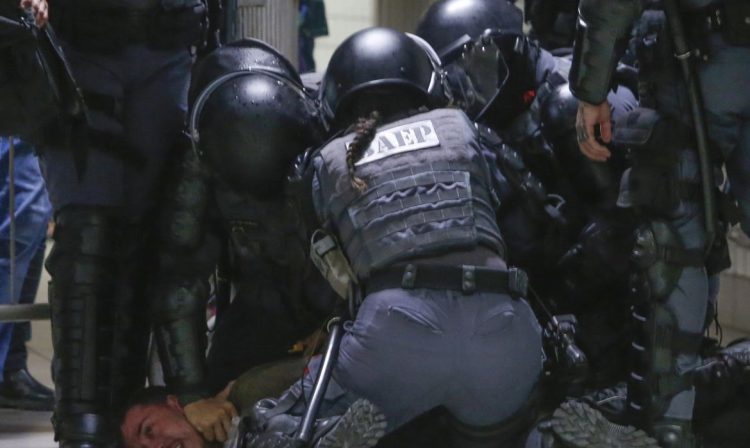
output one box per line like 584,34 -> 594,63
47,206 -> 121,447
151,146 -> 213,403
151,278 -> 209,402
109,222 -> 152,408
627,220 -> 704,448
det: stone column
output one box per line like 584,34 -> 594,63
227,0 -> 300,65
375,0 -> 436,33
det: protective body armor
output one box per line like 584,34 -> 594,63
213,180 -> 327,323
204,180 -> 332,391
315,108 -> 505,278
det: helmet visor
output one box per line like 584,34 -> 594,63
448,31 -> 510,120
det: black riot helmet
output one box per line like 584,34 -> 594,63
189,45 -> 325,199
415,0 -> 539,124
319,27 -> 448,126
415,0 -> 523,59
188,38 -> 302,104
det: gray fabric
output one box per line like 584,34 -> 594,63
314,108 -> 505,278
335,289 -> 542,429
40,42 -> 192,217
696,35 -> 750,235
269,290 -> 543,434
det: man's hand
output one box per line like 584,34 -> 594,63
19,0 -> 48,27
183,396 -> 238,443
576,100 -> 613,161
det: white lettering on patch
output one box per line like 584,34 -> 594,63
351,120 -> 440,166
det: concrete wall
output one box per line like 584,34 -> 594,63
313,0 -> 438,70
313,0 -> 376,71
716,230 -> 750,340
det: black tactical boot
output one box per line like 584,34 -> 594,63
315,399 -> 386,448
550,401 -> 659,448
246,399 -> 386,448
47,207 -> 121,448
0,368 -> 54,411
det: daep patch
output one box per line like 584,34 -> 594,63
351,120 -> 440,166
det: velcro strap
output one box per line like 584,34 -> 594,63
366,264 -> 527,298
657,246 -> 705,267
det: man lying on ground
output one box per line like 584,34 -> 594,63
121,358 -> 306,448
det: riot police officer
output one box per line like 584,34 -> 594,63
150,39 -> 335,442
571,0 -> 750,445
415,0 -> 639,390
38,0 -> 207,446
245,27 -> 543,448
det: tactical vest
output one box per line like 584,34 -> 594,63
213,182 -> 307,281
315,108 -> 506,278
212,180 -> 327,327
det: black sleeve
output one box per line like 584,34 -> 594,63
569,0 -> 642,104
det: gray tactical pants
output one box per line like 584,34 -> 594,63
268,287 -> 543,435
40,42 -> 192,217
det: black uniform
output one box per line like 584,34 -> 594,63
39,1 -> 205,446
151,40 -> 335,402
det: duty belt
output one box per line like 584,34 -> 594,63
365,264 -> 528,298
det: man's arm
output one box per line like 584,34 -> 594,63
183,382 -> 238,443
569,0 -> 641,160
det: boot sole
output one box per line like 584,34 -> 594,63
316,399 -> 387,448
551,401 -> 659,448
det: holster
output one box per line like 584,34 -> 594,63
310,229 -> 358,301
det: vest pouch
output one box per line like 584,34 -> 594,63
722,0 -> 750,46
310,230 -> 357,301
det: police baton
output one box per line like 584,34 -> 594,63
294,316 -> 344,446
663,0 -> 717,252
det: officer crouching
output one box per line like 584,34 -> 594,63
242,27 -> 544,448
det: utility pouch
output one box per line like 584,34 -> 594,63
310,229 -> 358,301
722,0 -> 750,46
614,108 -> 685,216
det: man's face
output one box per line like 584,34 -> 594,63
121,397 -> 205,448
